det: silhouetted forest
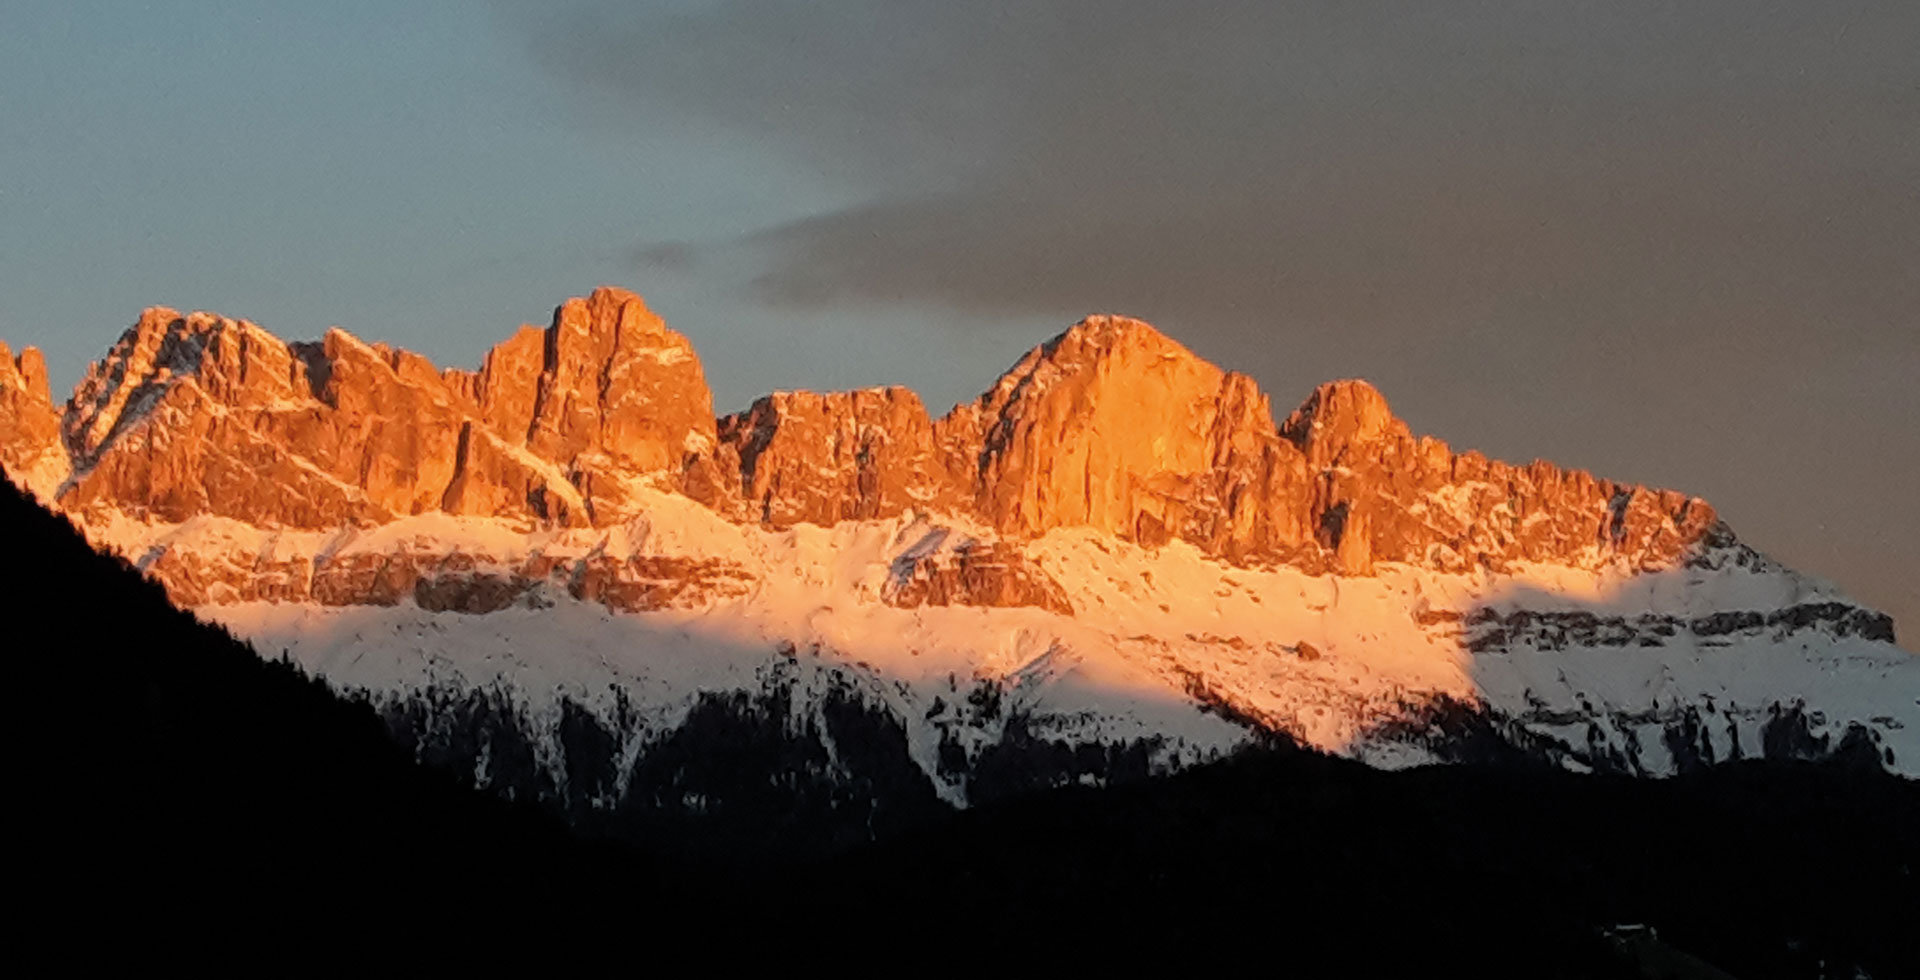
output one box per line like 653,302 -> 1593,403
5,476 -> 1914,976
2,477 -> 670,947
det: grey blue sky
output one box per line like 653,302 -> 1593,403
1,1 -> 1914,630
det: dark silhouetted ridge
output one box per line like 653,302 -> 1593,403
0,473 -> 654,944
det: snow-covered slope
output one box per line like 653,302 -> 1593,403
3,288 -> 1913,821
83,483 -> 1915,811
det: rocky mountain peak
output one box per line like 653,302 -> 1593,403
0,290 -> 1726,578
1049,312 -> 1178,355
553,285 -> 670,348
921,316 -> 1332,566
721,386 -> 965,526
1,342 -> 52,404
63,307 -> 299,464
1283,379 -> 1406,465
5,292 -> 1908,838
992,314 -> 1211,399
0,341 -> 63,498
517,285 -> 721,522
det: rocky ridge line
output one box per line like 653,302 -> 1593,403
1,287 -> 1716,585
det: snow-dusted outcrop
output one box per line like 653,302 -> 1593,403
0,287 -> 1911,813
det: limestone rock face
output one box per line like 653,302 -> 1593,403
439,421 -> 585,526
571,554 -> 756,612
466,325 -> 545,438
954,316 -> 1228,538
269,329 -> 468,518
1,292 -> 1718,589
882,539 -> 1073,614
720,386 -> 966,526
1278,379 -> 1714,572
64,308 -> 301,461
139,536 -> 755,614
0,342 -> 64,497
512,287 -> 724,523
32,289 -> 725,530
935,316 -> 1319,563
900,316 -> 1714,573
58,309 -> 394,526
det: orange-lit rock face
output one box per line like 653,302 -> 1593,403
466,325 -> 544,440
0,342 -> 63,496
1278,378 -> 1716,573
0,290 -> 1716,582
142,537 -> 755,614
933,316 -> 1711,572
440,421 -> 583,525
500,287 -> 726,523
938,317 -> 1322,566
522,290 -> 720,510
882,539 -> 1073,614
58,311 -> 391,526
37,287 -> 732,530
721,386 -> 967,526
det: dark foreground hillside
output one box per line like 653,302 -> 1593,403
812,748 -> 1919,977
1,476 -> 657,943
3,476 -> 1914,976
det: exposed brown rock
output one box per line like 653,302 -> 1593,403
933,316 -> 1319,563
571,554 -> 755,612
721,386 -> 966,526
58,311 -> 445,527
309,550 -> 444,606
0,341 -> 64,496
10,292 -> 1725,614
135,534 -> 756,614
278,329 -> 468,517
63,381 -> 393,527
410,552 -> 531,613
514,287 -> 725,522
140,544 -> 302,607
413,572 -> 529,614
474,325 -> 546,437
883,539 -> 1073,615
913,316 -> 1712,572
41,289 -> 725,530
440,421 -> 585,526
953,316 -> 1230,539
1278,378 -> 1714,572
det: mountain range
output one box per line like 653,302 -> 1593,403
1,286 -> 1912,830
9,469 -> 1914,976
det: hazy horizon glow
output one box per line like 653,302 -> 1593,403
1,2 -> 1913,630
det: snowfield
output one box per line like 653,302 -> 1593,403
77,484 -> 1912,801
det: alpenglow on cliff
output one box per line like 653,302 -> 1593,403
1,287 -> 1911,818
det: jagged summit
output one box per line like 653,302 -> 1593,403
0,340 -> 53,400
947,310 -> 1294,553
2,287 -> 1715,574
0,286 -> 1909,799
1283,379 -> 1400,451
993,313 -> 1218,403
1043,312 -> 1185,355
65,307 -> 282,461
720,385 -> 962,526
0,341 -> 61,499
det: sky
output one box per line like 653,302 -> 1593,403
1,1 -> 1914,631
